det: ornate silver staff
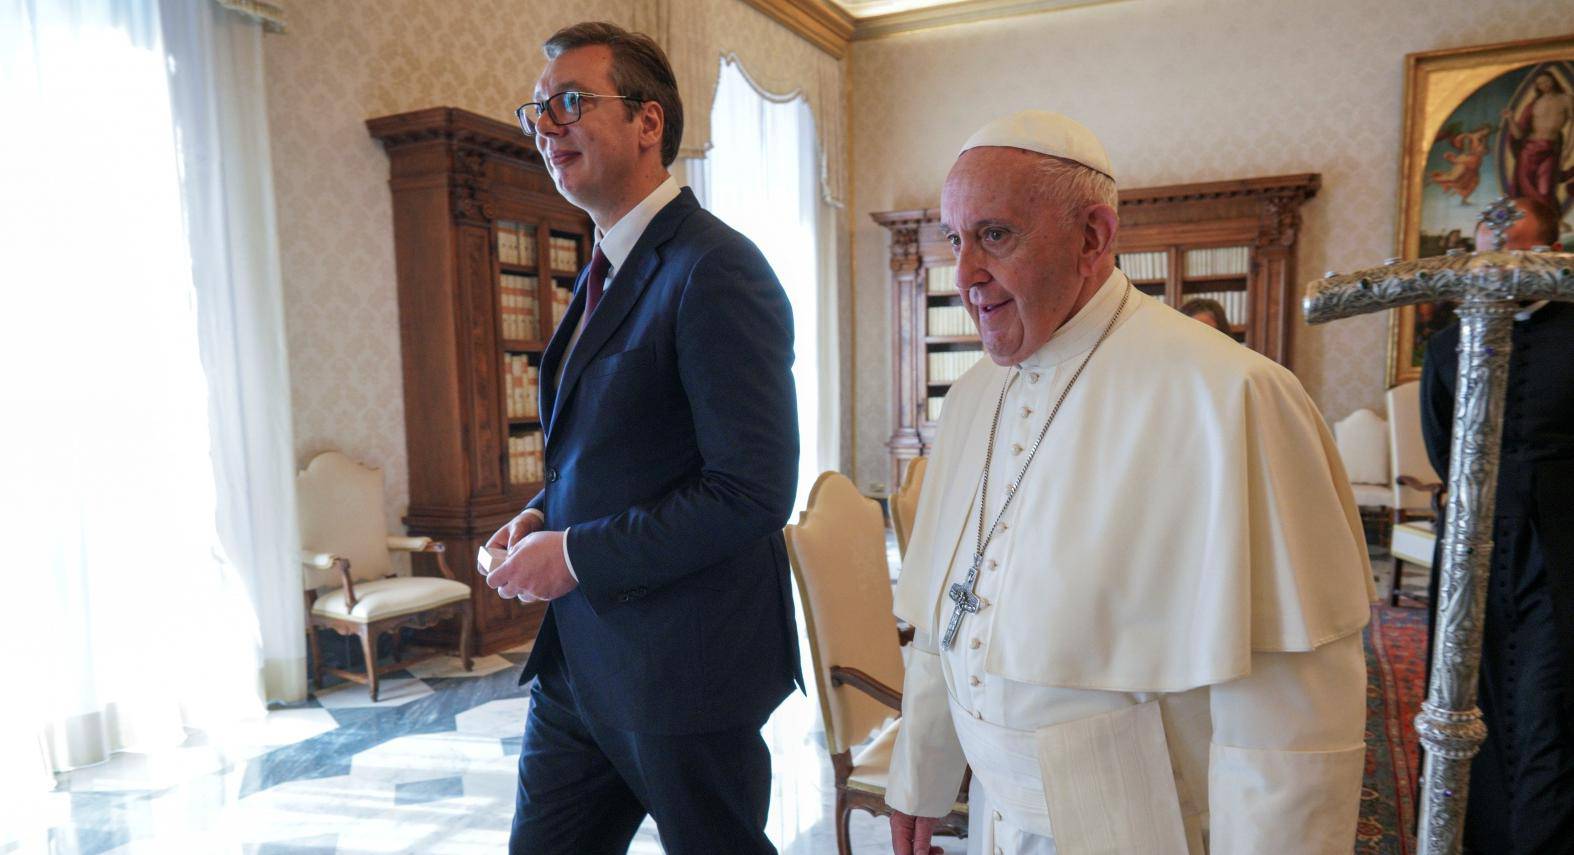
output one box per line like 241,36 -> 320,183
1303,198 -> 1574,855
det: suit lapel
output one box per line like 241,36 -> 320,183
537,266 -> 588,437
547,189 -> 699,445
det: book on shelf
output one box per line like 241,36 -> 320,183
505,354 -> 540,420
926,349 -> 984,385
549,286 -> 573,332
499,274 -> 540,341
508,431 -> 544,485
1183,246 -> 1250,278
548,236 -> 580,272
927,395 -> 945,422
1117,250 -> 1167,282
925,264 -> 957,295
925,304 -> 973,338
496,221 -> 538,267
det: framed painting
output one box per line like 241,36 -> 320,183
1390,33 -> 1574,385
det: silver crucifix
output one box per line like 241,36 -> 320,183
941,553 -> 984,650
1304,197 -> 1574,855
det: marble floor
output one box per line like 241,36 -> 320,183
9,546 -> 1411,855
6,641 -> 954,855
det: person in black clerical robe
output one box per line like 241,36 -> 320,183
1420,197 -> 1574,855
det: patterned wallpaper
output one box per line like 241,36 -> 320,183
263,0 -> 848,530
847,0 -> 1574,492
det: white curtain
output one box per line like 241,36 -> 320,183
0,0 -> 300,805
703,57 -> 841,511
162,0 -> 304,706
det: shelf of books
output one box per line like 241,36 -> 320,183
494,222 -> 587,495
920,262 -> 981,425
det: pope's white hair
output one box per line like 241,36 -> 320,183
1033,155 -> 1118,224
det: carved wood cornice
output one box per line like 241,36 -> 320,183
366,107 -> 542,166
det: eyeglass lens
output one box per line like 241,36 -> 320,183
522,91 -> 583,135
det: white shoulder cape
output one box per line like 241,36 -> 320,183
893,281 -> 1376,692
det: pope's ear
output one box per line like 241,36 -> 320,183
1081,203 -> 1118,274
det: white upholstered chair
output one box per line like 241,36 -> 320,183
890,456 -> 927,559
1386,383 -> 1445,607
298,451 -> 472,700
785,471 -> 966,854
1333,408 -> 1392,546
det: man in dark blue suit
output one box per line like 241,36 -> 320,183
483,21 -> 801,855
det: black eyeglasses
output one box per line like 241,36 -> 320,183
516,91 -> 644,136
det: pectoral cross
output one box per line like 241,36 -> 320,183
940,553 -> 983,650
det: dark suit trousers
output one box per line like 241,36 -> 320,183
510,647 -> 777,855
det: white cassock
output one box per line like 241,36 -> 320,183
885,270 -> 1377,855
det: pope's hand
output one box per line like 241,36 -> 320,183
485,531 -> 576,602
889,811 -> 943,855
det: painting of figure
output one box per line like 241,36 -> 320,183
1394,38 -> 1574,385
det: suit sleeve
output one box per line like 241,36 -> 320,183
1205,631 -> 1367,854
1420,331 -> 1455,480
886,628 -> 968,817
564,241 -> 799,610
526,489 -> 546,516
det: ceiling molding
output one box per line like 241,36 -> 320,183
737,0 -> 1130,56
850,0 -> 1123,41
737,0 -> 856,58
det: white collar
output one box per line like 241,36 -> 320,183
1017,269 -> 1128,370
597,175 -> 681,271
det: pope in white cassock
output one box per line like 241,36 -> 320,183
885,111 -> 1378,855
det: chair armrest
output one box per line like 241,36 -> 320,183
1396,475 -> 1447,517
830,666 -> 903,712
386,537 -> 456,580
896,621 -> 915,647
301,550 -> 341,571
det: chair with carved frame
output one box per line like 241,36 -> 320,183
785,471 -> 967,854
1387,382 -> 1445,607
890,456 -> 927,560
298,451 -> 472,701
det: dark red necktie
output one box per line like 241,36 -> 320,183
585,247 -> 610,317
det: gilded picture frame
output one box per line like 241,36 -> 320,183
1391,33 -> 1574,386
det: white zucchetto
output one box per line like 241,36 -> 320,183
959,110 -> 1115,182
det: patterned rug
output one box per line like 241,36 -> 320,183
1358,605 -> 1428,854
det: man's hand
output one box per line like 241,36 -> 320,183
485,531 -> 576,602
890,810 -> 943,855
485,508 -> 545,554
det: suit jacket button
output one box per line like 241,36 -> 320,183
545,467 -> 558,483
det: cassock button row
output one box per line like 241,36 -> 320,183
969,675 -> 981,686
970,638 -> 982,649
1020,405 -> 1033,418
987,559 -> 998,571
972,709 -> 983,719
1027,371 -> 1041,384
978,596 -> 990,609
993,811 -> 1003,822
1011,442 -> 1023,455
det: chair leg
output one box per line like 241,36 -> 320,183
459,603 -> 474,672
359,626 -> 380,702
1391,557 -> 1406,607
306,626 -> 323,690
835,791 -> 851,855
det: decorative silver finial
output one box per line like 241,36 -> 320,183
1478,196 -> 1523,251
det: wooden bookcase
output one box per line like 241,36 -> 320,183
367,107 -> 592,654
873,173 -> 1320,489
